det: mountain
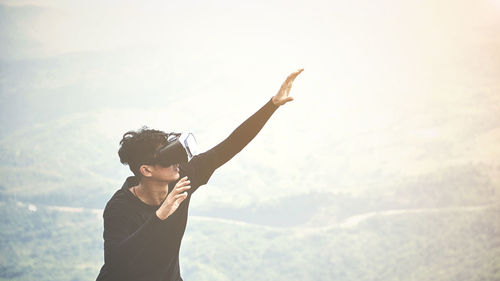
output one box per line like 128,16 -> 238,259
2,199 -> 499,281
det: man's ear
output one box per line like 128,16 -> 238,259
139,165 -> 153,178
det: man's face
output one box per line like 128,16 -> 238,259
149,163 -> 180,183
144,141 -> 181,183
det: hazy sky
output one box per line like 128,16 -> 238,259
1,0 -> 499,199
2,0 -> 499,135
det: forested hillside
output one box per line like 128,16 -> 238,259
1,199 -> 499,281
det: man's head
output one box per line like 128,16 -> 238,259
118,127 -> 180,181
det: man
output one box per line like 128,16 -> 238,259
96,69 -> 304,281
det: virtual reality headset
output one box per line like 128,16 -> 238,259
157,132 -> 198,167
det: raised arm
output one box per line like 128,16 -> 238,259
184,69 -> 304,189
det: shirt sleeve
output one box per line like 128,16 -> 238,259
183,97 -> 279,192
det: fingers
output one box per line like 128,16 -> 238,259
281,68 -> 304,92
285,68 -> 304,82
175,184 -> 191,194
274,68 -> 303,106
172,191 -> 189,207
175,176 -> 190,188
174,192 -> 189,200
170,182 -> 190,205
174,176 -> 191,193
177,176 -> 189,184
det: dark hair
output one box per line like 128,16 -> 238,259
118,126 -> 170,177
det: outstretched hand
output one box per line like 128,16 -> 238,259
272,68 -> 304,106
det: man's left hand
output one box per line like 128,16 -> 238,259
272,68 -> 304,106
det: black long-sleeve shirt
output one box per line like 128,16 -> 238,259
96,98 -> 279,281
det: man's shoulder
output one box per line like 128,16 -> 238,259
103,177 -> 137,215
103,191 -> 129,216
106,189 -> 130,207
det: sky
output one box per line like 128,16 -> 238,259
1,0 -> 499,201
